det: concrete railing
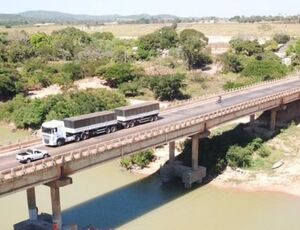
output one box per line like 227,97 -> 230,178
0,137 -> 41,154
162,75 -> 300,111
1,85 -> 300,183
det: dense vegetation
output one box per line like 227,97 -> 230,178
0,89 -> 126,128
0,24 -> 297,131
180,124 -> 272,174
221,36 -> 291,89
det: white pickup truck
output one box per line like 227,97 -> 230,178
16,149 -> 50,163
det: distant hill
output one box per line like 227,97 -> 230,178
0,10 -> 180,26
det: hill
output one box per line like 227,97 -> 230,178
0,10 -> 180,25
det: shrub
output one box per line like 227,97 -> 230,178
241,57 -> 287,80
273,34 -> 290,44
257,146 -> 271,158
221,53 -> 244,73
120,149 -> 155,169
263,40 -> 279,52
230,39 -> 263,56
248,138 -> 263,151
148,73 -> 186,101
97,62 -> 144,87
118,81 -> 142,97
226,145 -> 253,168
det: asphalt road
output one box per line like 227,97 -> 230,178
1,77 -> 300,171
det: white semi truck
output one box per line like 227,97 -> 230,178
41,102 -> 159,147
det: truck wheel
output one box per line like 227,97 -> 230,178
153,115 -> 158,121
75,135 -> 81,142
26,158 -> 31,163
130,121 -> 135,128
150,116 -> 154,122
106,127 -> 111,134
110,126 -> 117,133
124,123 -> 130,129
57,139 -> 64,147
82,132 -> 89,140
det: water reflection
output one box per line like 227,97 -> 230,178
63,174 -> 189,229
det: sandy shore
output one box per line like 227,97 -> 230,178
130,141 -> 300,198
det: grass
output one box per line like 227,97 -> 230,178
184,72 -> 239,97
0,123 -> 32,145
1,22 -> 300,38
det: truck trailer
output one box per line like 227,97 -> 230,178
41,102 -> 160,147
115,102 -> 159,128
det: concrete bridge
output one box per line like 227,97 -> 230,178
2,76 -> 300,229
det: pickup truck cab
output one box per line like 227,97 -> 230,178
16,149 -> 50,163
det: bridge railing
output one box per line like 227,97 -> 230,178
162,74 -> 300,110
1,86 -> 300,184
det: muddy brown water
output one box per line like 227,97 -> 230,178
1,160 -> 300,230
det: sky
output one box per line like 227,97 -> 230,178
0,0 -> 299,17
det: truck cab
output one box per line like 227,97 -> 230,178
41,120 -> 66,146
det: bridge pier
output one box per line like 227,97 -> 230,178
160,132 -> 207,189
250,114 -> 255,126
26,187 -> 38,221
45,177 -> 73,230
169,141 -> 175,165
270,109 -> 277,132
14,177 -> 74,230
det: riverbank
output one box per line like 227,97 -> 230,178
128,121 -> 300,198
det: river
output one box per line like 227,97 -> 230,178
1,160 -> 300,230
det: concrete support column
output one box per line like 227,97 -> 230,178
26,187 -> 38,221
192,134 -> 199,171
270,110 -> 277,131
45,177 -> 73,230
169,141 -> 175,164
250,114 -> 255,125
50,186 -> 62,229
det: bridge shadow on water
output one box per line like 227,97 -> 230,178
62,173 -> 198,229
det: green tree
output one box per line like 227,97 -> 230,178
137,32 -> 161,59
179,29 -> 211,69
92,32 -> 114,41
230,39 -> 263,56
158,26 -> 179,49
97,62 -> 144,87
0,65 -> 24,100
221,53 -> 244,73
148,73 -> 186,101
29,32 -> 53,58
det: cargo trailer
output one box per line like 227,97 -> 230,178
115,102 -> 159,128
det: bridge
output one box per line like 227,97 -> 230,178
1,76 -> 300,229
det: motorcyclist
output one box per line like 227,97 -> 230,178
217,95 -> 222,103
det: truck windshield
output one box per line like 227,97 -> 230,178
42,127 -> 52,134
